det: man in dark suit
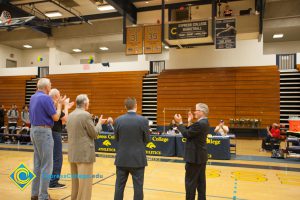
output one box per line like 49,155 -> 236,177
114,97 -> 149,200
174,103 -> 210,200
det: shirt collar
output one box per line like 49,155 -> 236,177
198,117 -> 207,122
127,110 -> 136,113
37,90 -> 45,94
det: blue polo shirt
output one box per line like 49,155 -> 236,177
29,91 -> 57,126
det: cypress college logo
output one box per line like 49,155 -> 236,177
146,142 -> 156,149
103,140 -> 111,147
10,163 -> 36,190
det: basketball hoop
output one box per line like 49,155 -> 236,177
0,11 -> 12,25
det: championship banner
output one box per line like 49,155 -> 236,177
144,25 -> 162,54
215,18 -> 236,49
126,26 -> 143,55
168,20 -> 208,40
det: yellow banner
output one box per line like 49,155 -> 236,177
144,25 -> 162,54
126,26 -> 143,55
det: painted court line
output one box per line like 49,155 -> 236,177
97,183 -> 247,200
60,173 -> 115,200
1,147 -> 300,172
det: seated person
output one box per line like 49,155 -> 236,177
214,120 -> 229,136
7,104 -> 19,134
279,124 -> 286,140
21,105 -> 30,128
224,4 -> 233,17
167,119 -> 180,134
101,117 -> 114,132
261,123 -> 281,151
0,105 -> 6,133
106,117 -> 114,132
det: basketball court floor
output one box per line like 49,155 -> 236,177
0,140 -> 299,200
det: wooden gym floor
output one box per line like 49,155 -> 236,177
0,139 -> 299,200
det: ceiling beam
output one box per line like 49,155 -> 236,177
51,12 -> 122,24
137,0 -> 241,12
105,0 -> 137,24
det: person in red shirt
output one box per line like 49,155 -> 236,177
261,123 -> 281,151
268,123 -> 281,139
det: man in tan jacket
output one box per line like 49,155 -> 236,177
67,94 -> 103,200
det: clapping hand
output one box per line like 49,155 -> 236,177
64,98 -> 74,109
188,111 -> 193,122
97,115 -> 107,125
174,114 -> 183,124
67,102 -> 75,109
58,95 -> 67,105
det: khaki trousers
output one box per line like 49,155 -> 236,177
70,162 -> 94,200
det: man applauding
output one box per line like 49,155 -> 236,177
174,103 -> 210,200
67,94 -> 103,200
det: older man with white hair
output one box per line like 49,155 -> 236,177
48,89 -> 74,189
174,103 -> 210,200
67,94 -> 103,200
29,78 -> 65,200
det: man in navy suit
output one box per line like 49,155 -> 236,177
114,97 -> 149,200
174,103 -> 210,200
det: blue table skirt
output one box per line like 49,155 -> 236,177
95,133 -> 230,159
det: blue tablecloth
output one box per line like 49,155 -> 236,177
95,132 -> 176,157
95,133 -> 230,159
175,136 -> 231,160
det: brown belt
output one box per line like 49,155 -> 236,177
34,125 -> 52,128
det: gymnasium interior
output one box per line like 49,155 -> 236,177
0,0 -> 300,199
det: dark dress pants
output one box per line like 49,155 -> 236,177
185,162 -> 206,200
114,166 -> 145,200
49,131 -> 63,186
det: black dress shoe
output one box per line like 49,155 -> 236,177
31,196 -> 38,200
49,183 -> 66,190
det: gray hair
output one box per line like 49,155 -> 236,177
196,103 -> 209,116
37,78 -> 51,90
49,88 -> 60,98
76,94 -> 89,108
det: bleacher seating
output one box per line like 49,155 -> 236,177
0,75 -> 35,126
47,71 -> 147,119
157,66 -> 280,128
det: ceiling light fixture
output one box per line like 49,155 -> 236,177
145,1 -> 149,3
164,45 -> 169,49
45,11 -> 62,18
273,34 -> 284,39
99,47 -> 109,51
23,44 -> 32,48
97,5 -> 115,11
72,49 -> 82,52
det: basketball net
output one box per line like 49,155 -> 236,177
0,11 -> 12,25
